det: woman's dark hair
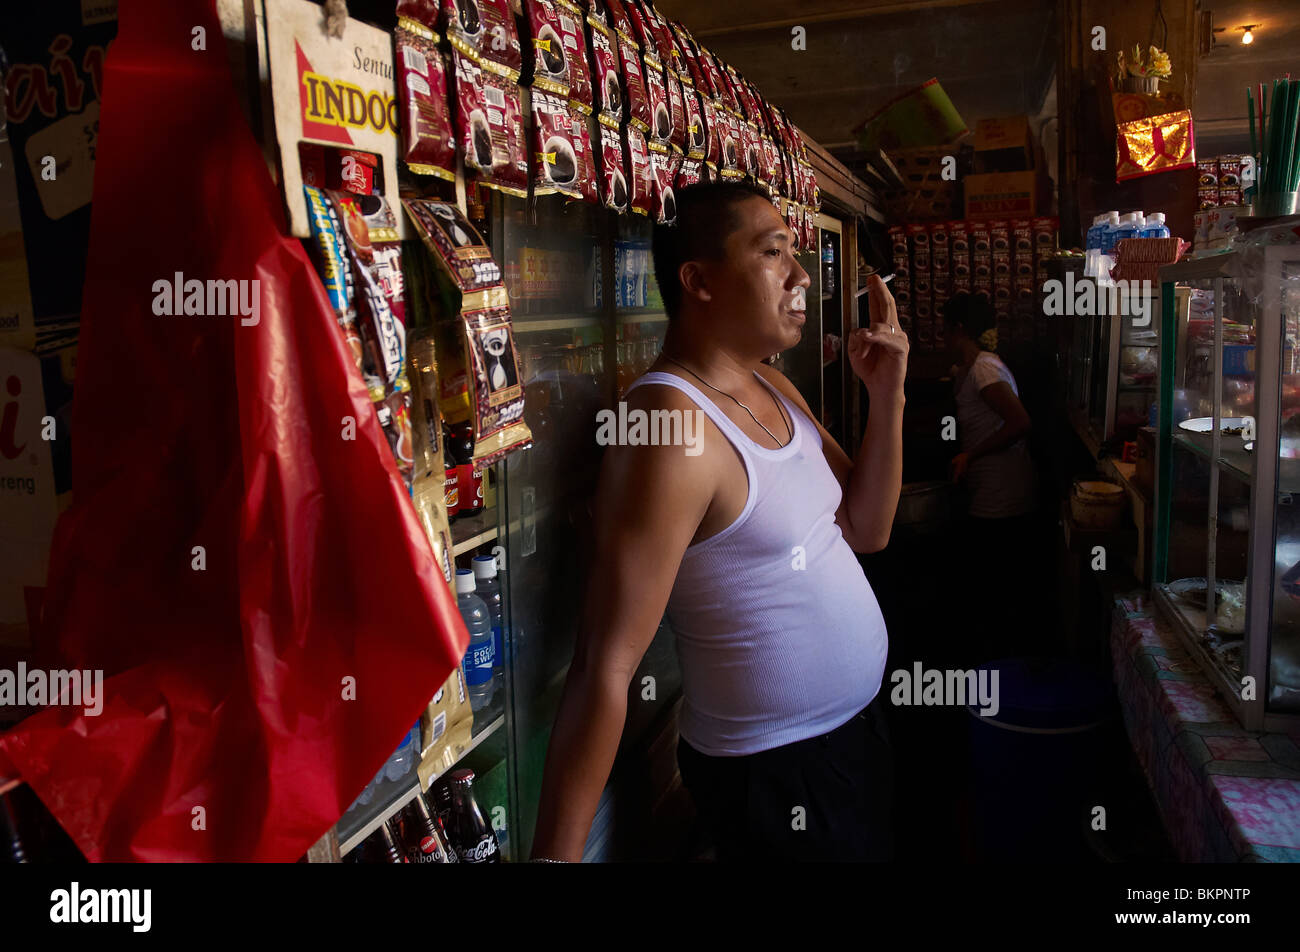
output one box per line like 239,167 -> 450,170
651,180 -> 777,322
941,291 -> 996,342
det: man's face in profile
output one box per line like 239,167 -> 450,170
698,196 -> 811,356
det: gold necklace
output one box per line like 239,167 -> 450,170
662,355 -> 792,448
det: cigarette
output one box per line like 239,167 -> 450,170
855,273 -> 894,298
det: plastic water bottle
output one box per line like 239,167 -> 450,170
472,554 -> 506,699
1098,211 -> 1121,285
383,722 -> 419,782
456,569 -> 495,711
1140,212 -> 1169,239
1085,214 -> 1106,278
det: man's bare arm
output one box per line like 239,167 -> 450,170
529,387 -> 714,861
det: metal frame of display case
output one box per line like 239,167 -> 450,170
1066,274 -> 1161,443
1153,249 -> 1300,732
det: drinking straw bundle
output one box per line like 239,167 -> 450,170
1250,77 -> 1300,195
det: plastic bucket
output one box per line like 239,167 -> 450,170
966,658 -> 1113,861
1070,478 -> 1124,531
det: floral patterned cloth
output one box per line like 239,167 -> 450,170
1111,595 -> 1300,862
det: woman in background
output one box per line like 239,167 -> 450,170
942,292 -> 1040,661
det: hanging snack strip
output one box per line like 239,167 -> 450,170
328,190 -> 416,489
395,19 -> 456,180
403,198 -> 533,467
607,0 -> 651,134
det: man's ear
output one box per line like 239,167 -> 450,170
679,261 -> 712,303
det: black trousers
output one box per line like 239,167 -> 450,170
676,694 -> 894,862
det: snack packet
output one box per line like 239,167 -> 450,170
596,113 -> 629,211
555,0 -> 593,112
530,88 -> 582,198
303,184 -> 364,378
395,22 -> 456,180
524,0 -> 571,97
625,121 -> 653,216
403,199 -> 533,467
452,48 -> 529,197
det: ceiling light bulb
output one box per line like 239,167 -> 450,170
1242,28 -> 1254,44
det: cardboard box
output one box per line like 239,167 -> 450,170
965,171 -> 1048,220
973,116 -> 1034,172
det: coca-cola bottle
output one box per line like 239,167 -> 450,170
401,792 -> 455,863
443,769 -> 500,863
377,818 -> 407,863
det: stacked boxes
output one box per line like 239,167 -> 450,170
887,225 -> 911,335
1011,219 -> 1035,344
1197,158 -> 1219,210
1197,154 -> 1249,209
886,216 -> 1058,353
909,224 -> 932,347
950,220 -> 971,293
931,222 -> 949,347
1032,217 -> 1057,344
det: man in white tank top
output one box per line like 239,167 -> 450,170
531,182 -> 908,862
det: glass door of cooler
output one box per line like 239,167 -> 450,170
817,214 -> 846,447
487,191 -> 606,861
779,222 -> 824,412
487,194 -> 686,861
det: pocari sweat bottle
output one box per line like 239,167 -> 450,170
456,569 -> 495,711
471,554 -> 505,698
1140,212 -> 1169,238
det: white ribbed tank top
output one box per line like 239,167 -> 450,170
624,370 -> 889,756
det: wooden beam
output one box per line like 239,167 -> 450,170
679,0 -> 1003,37
801,126 -> 885,221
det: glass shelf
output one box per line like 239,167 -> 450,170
451,504 -> 500,556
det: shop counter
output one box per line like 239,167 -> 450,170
1111,594 -> 1300,862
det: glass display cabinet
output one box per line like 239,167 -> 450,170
1154,246 -> 1300,732
1067,272 -> 1162,443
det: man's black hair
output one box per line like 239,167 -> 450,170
940,290 -> 996,338
651,181 -> 778,322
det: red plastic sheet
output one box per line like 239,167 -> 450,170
0,0 -> 467,860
